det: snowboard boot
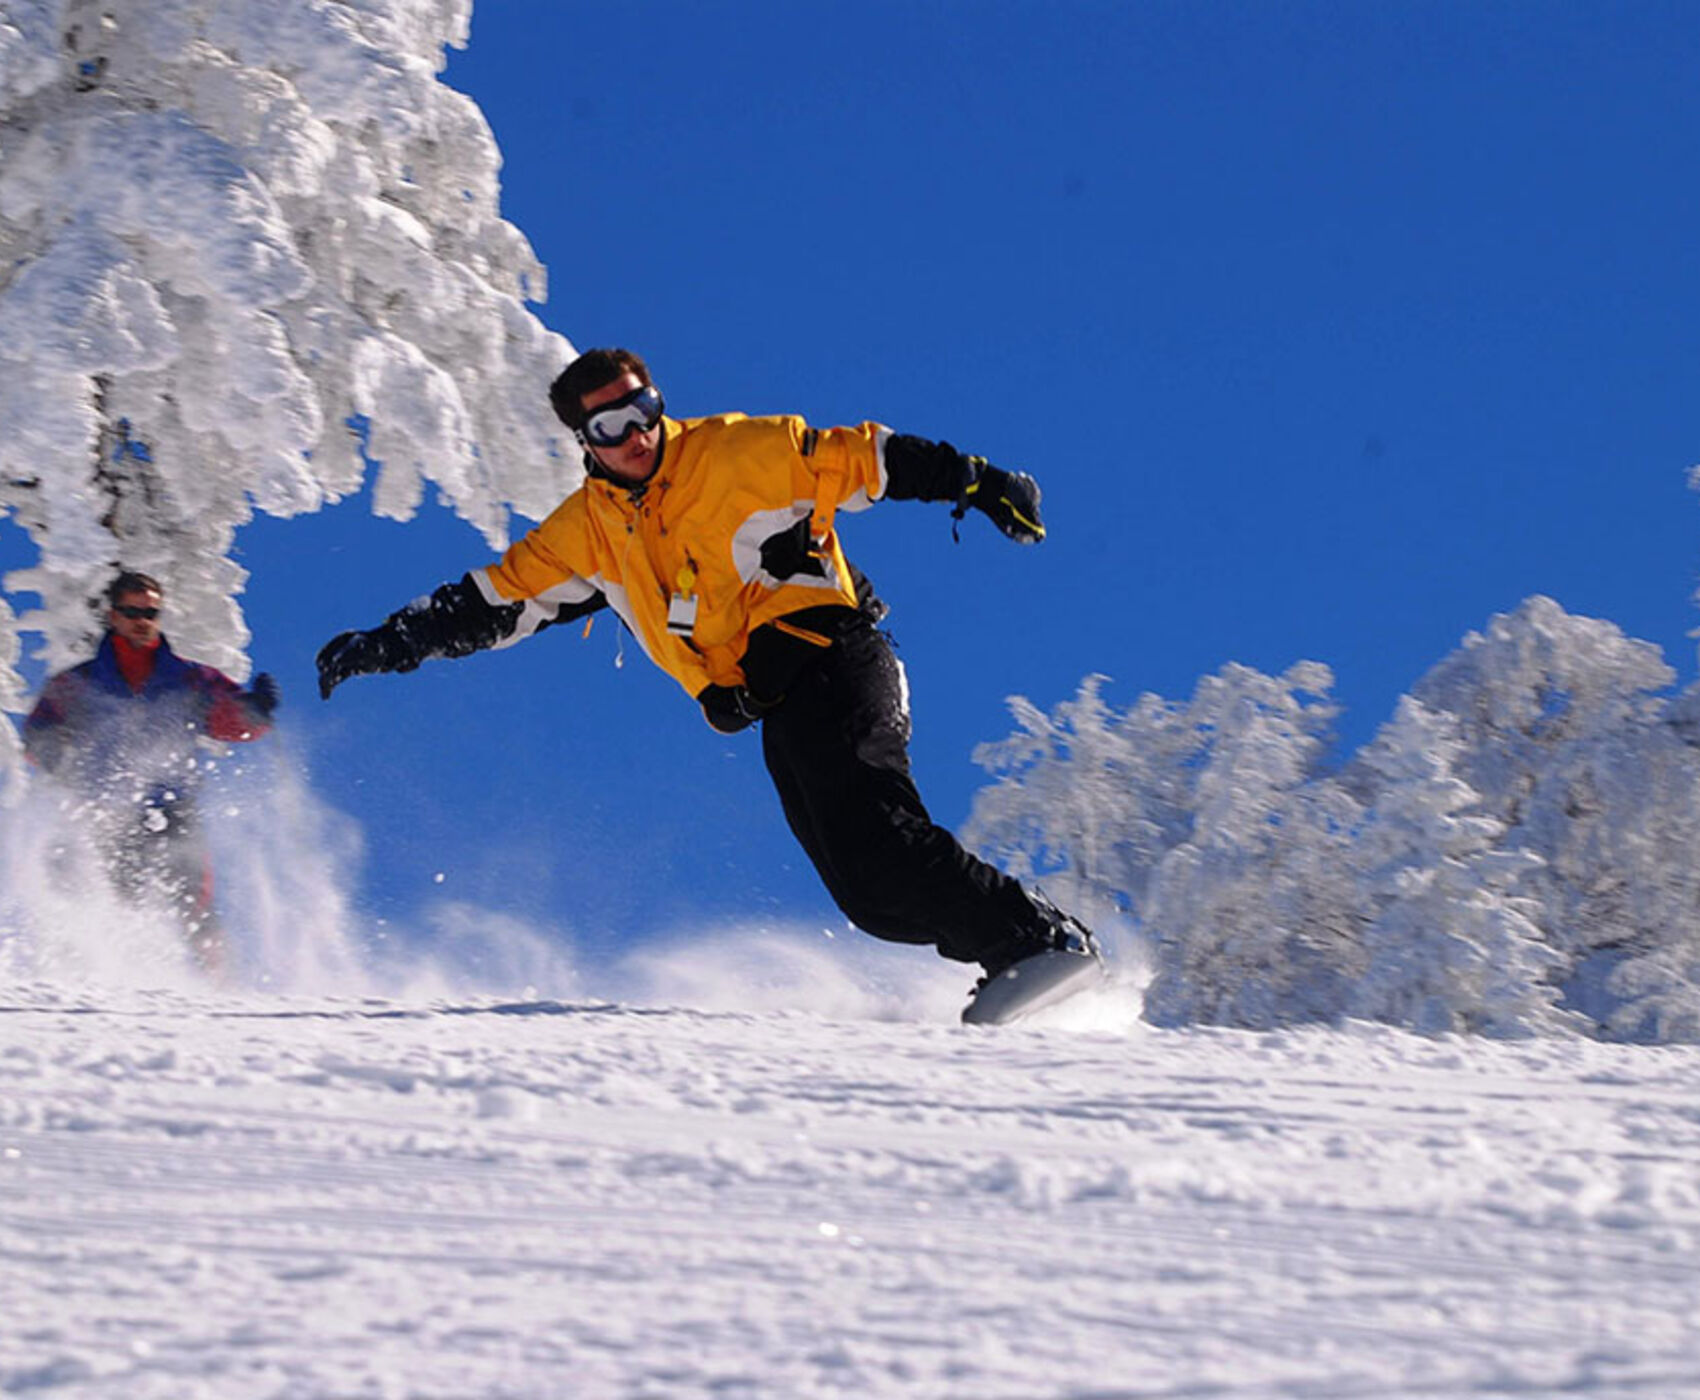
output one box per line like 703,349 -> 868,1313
963,894 -> 1104,1025
972,892 -> 1101,993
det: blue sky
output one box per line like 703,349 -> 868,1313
13,1 -> 1700,957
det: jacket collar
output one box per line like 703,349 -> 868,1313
87,631 -> 193,698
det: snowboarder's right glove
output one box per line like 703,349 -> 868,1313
250,672 -> 281,716
697,683 -> 770,734
954,459 -> 1046,544
316,625 -> 417,699
317,574 -> 561,699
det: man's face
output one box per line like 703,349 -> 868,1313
581,372 -> 663,483
108,587 -> 164,648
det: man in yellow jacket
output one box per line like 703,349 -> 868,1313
317,348 -> 1098,1011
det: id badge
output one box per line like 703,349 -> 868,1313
666,592 -> 699,637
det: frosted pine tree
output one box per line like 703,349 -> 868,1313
1541,686 -> 1700,1041
1345,697 -> 1577,1036
1413,597 -> 1692,965
1608,943 -> 1700,1043
966,675 -> 1205,922
1411,596 -> 1674,830
0,0 -> 576,789
1139,661 -> 1362,1029
967,662 -> 1362,1021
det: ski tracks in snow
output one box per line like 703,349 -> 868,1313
2,987 -> 1699,1398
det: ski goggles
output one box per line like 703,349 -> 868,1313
114,605 -> 160,620
580,384 -> 665,448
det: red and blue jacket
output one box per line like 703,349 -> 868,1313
23,634 -> 271,817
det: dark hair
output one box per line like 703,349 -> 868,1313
107,570 -> 163,606
549,348 -> 652,429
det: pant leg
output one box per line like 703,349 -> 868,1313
760,621 -> 1045,967
161,833 -> 224,976
104,812 -> 225,975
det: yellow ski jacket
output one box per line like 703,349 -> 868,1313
474,413 -> 892,700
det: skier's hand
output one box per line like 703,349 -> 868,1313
250,672 -> 280,716
317,627 -> 411,699
957,459 -> 1046,544
698,683 -> 767,734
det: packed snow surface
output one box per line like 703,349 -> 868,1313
3,977 -> 1699,1398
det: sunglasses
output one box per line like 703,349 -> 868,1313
114,605 -> 160,620
580,384 -> 665,449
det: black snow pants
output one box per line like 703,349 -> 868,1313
759,617 -> 1048,970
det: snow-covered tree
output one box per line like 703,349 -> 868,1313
1407,598 -> 1700,1010
1411,596 -> 1674,830
1346,697 -> 1576,1037
0,0 -> 576,773
967,675 -> 1206,921
1530,689 -> 1700,1041
1136,661 -> 1361,1029
1526,710 -> 1700,951
969,589 -> 1700,1041
1608,941 -> 1700,1043
969,660 -> 1363,1029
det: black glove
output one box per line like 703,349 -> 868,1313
954,459 -> 1046,544
249,672 -> 280,716
317,626 -> 414,699
698,683 -> 768,734
316,573 -> 595,701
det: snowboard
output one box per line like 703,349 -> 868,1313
961,949 -> 1105,1026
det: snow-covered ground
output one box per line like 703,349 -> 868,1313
4,969 -> 1699,1399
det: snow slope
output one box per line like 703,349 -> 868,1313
4,976 -> 1699,1399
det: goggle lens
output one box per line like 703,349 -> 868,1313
582,385 -> 665,448
115,605 -> 160,620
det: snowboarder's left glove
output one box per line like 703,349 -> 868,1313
250,672 -> 280,716
954,459 -> 1046,544
698,683 -> 770,734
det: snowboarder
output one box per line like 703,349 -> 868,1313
315,349 -> 1099,1016
23,571 -> 280,974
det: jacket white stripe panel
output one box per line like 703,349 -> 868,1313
471,569 -> 619,652
730,503 -> 845,594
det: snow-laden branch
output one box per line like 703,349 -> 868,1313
0,0 -> 577,739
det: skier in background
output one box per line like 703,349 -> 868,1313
24,570 -> 279,974
315,348 -> 1098,1012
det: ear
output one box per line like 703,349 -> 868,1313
575,430 -> 609,479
